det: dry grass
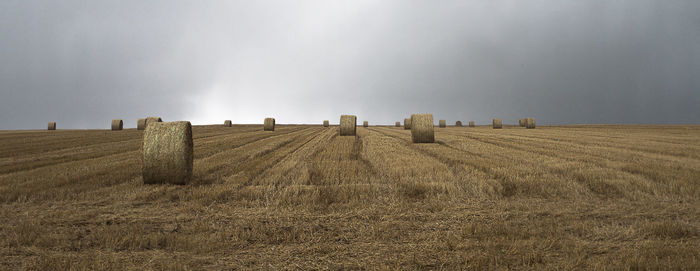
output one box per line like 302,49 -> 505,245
0,124 -> 699,269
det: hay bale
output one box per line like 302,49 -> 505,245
224,120 -> 232,127
411,114 -> 435,143
339,115 -> 356,136
145,117 -> 162,130
526,118 -> 536,129
264,118 -> 275,131
519,118 -> 526,127
48,122 -> 56,130
363,121 -> 368,127
439,119 -> 446,128
111,119 -> 123,131
137,118 -> 147,130
493,118 -> 502,129
395,121 -> 401,127
323,120 -> 329,127
404,118 -> 412,130
455,121 -> 462,127
469,121 -> 475,127
142,121 -> 193,185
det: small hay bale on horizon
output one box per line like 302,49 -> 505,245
340,115 -> 357,136
224,120 -> 232,127
363,121 -> 368,127
111,119 -> 123,131
404,118 -> 412,130
48,122 -> 56,130
526,118 -> 536,129
323,120 -> 329,127
519,118 -> 526,127
145,117 -> 163,130
264,118 -> 275,131
439,119 -> 446,128
493,118 -> 502,129
469,121 -> 475,127
395,121 -> 401,127
137,118 -> 147,130
411,114 -> 435,143
455,121 -> 462,127
142,121 -> 193,185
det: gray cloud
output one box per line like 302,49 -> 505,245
1,0 -> 698,129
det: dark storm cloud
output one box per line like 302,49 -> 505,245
1,1 -> 698,129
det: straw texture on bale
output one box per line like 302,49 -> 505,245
224,120 -> 232,127
411,114 -> 435,143
395,122 -> 401,127
363,121 -> 368,127
137,118 -> 147,130
455,121 -> 462,127
493,118 -> 502,129
323,120 -> 329,127
111,119 -> 123,131
264,118 -> 275,131
469,121 -> 475,127
526,118 -> 536,129
404,118 -> 412,130
145,117 -> 162,130
48,122 -> 56,130
142,121 -> 193,185
339,115 -> 357,136
439,119 -> 446,128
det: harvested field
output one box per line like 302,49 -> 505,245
0,124 -> 699,269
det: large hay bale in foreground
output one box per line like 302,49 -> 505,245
363,121 -> 368,127
137,118 -> 147,130
264,118 -> 275,131
526,118 -> 536,129
493,118 -> 502,129
323,120 -> 329,127
404,118 -> 412,130
439,119 -> 446,128
469,121 -> 475,127
111,119 -> 123,131
48,122 -> 56,130
224,120 -> 232,127
142,121 -> 193,185
455,121 -> 462,127
395,121 -> 401,127
145,117 -> 162,129
339,115 -> 357,136
411,114 -> 435,143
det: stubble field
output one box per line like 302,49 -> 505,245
0,124 -> 699,270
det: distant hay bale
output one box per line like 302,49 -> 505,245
224,120 -> 232,127
526,118 -> 536,129
145,117 -> 162,129
264,118 -> 275,131
111,119 -> 123,131
395,121 -> 401,127
493,118 -> 502,129
411,114 -> 435,143
323,120 -> 329,127
455,121 -> 462,127
142,121 -> 193,185
340,115 -> 357,136
439,119 -> 446,128
469,121 -> 475,127
363,121 -> 368,127
404,118 -> 412,130
48,122 -> 56,130
137,118 -> 146,130
519,118 -> 526,127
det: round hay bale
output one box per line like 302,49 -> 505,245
224,120 -> 232,127
363,121 -> 368,127
469,121 -> 475,127
142,121 -> 193,185
339,115 -> 356,136
323,120 -> 329,127
48,122 -> 56,130
526,118 -> 536,129
493,118 -> 502,129
411,114 -> 435,143
111,119 -> 123,131
455,121 -> 462,127
404,118 -> 412,130
137,118 -> 147,130
395,121 -> 401,127
519,118 -> 526,127
264,118 -> 275,131
439,119 -> 446,128
145,117 -> 162,130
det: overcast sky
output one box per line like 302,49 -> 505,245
1,1 -> 698,129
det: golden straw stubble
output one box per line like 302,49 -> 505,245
142,121 -> 193,185
340,115 -> 357,136
264,118 -> 275,131
111,119 -> 123,130
411,113 -> 435,143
